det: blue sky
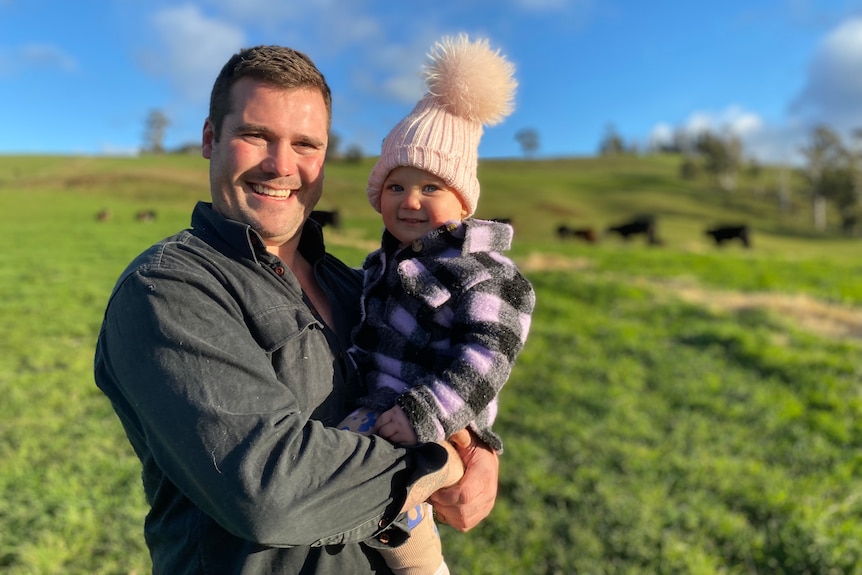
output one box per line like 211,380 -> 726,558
2,0 -> 862,163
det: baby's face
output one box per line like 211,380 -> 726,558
379,166 -> 467,246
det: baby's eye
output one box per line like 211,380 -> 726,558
423,185 -> 439,193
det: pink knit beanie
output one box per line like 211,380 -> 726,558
367,35 -> 517,216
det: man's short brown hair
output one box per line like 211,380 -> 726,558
208,45 -> 332,141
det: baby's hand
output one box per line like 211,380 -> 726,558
373,405 -> 419,445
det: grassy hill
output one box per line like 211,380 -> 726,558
5,150 -> 855,254
1,153 -> 860,573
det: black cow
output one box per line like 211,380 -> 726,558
557,225 -> 596,243
310,209 -> 341,229
135,209 -> 157,222
606,215 -> 659,244
705,225 -> 751,247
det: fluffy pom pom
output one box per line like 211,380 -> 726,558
423,34 -> 517,126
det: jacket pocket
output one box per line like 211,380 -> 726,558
246,304 -> 320,353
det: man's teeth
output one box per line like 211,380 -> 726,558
251,184 -> 292,198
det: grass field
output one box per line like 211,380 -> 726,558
1,153 -> 860,574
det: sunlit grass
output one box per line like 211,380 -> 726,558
2,154 -> 860,573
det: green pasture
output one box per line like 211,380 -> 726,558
1,154 -> 860,573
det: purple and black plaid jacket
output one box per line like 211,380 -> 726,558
348,218 -> 535,452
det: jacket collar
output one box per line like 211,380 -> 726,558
381,218 -> 513,258
191,201 -> 326,265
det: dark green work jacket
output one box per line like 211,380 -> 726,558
95,202 -> 445,574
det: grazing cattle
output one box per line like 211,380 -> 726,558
606,215 -> 659,244
310,209 -> 341,229
557,225 -> 597,243
705,225 -> 751,248
135,210 -> 157,222
95,209 -> 113,222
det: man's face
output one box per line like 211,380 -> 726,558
202,77 -> 328,250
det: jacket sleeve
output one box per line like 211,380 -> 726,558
397,262 -> 535,452
95,258 -> 445,548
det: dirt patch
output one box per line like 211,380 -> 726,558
519,252 -> 593,272
518,252 -> 862,342
671,286 -> 862,342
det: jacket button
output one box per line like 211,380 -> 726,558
274,265 -> 285,275
411,239 -> 423,252
377,532 -> 390,544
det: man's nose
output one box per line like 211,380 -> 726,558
261,142 -> 298,176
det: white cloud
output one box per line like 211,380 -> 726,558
647,106 -> 808,164
791,16 -> 862,131
670,107 -> 763,138
647,122 -> 674,147
146,5 -> 245,103
362,41 -> 430,103
200,0 -> 300,20
649,107 -> 764,141
197,0 -> 380,49
0,43 -> 77,76
645,15 -> 862,166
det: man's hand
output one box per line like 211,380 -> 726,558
401,433 -> 465,514
429,428 -> 499,532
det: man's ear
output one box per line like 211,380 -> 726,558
201,119 -> 215,159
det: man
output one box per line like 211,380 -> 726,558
94,45 -> 498,574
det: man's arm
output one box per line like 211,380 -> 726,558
400,435 -> 465,513
96,262 -> 443,547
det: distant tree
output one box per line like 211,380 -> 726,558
143,109 -> 170,154
801,125 -> 856,232
679,156 -> 699,180
515,128 -> 539,158
344,144 -> 363,164
746,159 -> 762,180
667,128 -> 697,155
598,124 -> 625,156
850,128 -> 862,234
695,131 -> 742,191
173,142 -> 202,155
326,131 -> 342,160
775,165 -> 793,213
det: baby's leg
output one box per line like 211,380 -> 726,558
339,408 -> 447,574
384,503 -> 448,575
338,406 -> 379,435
